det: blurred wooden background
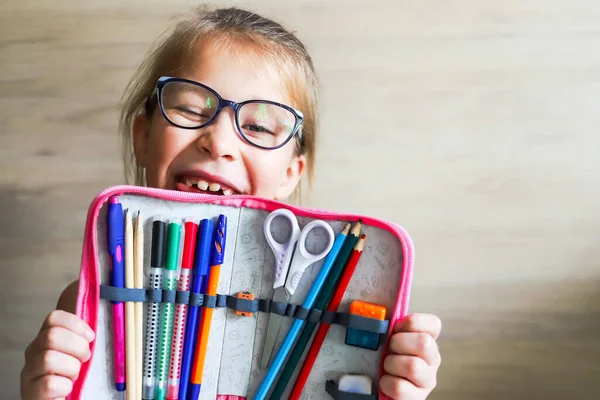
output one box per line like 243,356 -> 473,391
2,0 -> 600,398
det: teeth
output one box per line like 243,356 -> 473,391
197,180 -> 209,190
222,189 -> 233,196
185,178 -> 192,186
209,183 -> 221,192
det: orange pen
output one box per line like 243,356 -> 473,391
188,214 -> 227,400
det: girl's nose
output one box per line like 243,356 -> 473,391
195,109 -> 240,161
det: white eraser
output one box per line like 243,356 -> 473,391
338,374 -> 372,394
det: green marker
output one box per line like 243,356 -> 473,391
155,221 -> 182,400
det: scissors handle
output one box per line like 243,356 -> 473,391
284,220 -> 335,296
264,209 -> 301,289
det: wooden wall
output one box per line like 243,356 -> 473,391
1,1 -> 599,398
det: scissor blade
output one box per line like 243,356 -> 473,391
260,313 -> 284,369
260,288 -> 290,369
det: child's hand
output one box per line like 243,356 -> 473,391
380,313 -> 442,399
21,310 -> 95,400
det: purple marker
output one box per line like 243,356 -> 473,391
107,197 -> 126,395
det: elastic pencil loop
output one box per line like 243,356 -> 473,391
189,292 -> 204,307
99,284 -> 390,334
325,380 -> 378,400
99,285 -> 147,302
162,289 -> 176,303
175,290 -> 190,304
148,288 -> 162,302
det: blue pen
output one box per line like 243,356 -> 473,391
189,214 -> 227,400
178,219 -> 214,400
107,196 -> 126,398
254,223 -> 350,400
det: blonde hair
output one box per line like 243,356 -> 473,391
119,5 -> 319,203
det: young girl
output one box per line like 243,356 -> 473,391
20,6 -> 442,399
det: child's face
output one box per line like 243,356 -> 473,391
133,41 -> 305,200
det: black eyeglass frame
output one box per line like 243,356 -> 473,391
150,76 -> 304,150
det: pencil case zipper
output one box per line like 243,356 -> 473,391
70,185 -> 415,400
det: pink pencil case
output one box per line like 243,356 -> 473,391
69,185 -> 415,400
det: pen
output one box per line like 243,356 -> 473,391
178,219 -> 214,400
143,220 -> 167,400
124,209 -> 136,400
107,196 -> 126,398
134,211 -> 144,400
166,219 -> 199,400
188,214 -> 227,400
289,234 -> 366,400
256,223 -> 351,400
267,221 -> 362,400
156,221 -> 182,400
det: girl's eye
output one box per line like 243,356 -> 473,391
244,124 -> 275,135
174,105 -> 208,118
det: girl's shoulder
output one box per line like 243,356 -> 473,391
57,280 -> 79,313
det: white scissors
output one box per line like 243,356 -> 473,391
260,208 -> 335,369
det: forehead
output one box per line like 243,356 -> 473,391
177,39 -> 292,106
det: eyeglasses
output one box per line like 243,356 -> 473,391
150,76 -> 304,150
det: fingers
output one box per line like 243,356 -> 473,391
384,355 -> 435,388
34,326 -> 92,363
393,313 -> 442,339
27,350 -> 82,381
41,310 -> 95,342
28,375 -> 73,399
21,310 -> 94,400
380,374 -> 423,399
388,331 -> 440,367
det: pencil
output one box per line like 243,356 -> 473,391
254,223 -> 350,400
267,220 -> 362,400
134,211 -> 144,400
289,234 -> 366,400
124,210 -> 136,400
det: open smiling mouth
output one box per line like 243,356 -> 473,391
175,177 -> 239,196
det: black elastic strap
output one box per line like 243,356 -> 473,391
162,289 -> 176,304
148,289 -> 162,302
99,285 -> 389,333
176,290 -> 190,304
325,380 -> 377,400
99,286 -> 147,302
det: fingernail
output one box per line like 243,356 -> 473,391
84,328 -> 95,342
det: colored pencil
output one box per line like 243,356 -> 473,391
289,234 -> 366,400
254,223 -> 351,399
267,221 -> 362,400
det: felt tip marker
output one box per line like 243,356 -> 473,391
142,220 -> 167,400
166,219 -> 198,400
155,221 -> 182,400
107,196 -> 126,394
